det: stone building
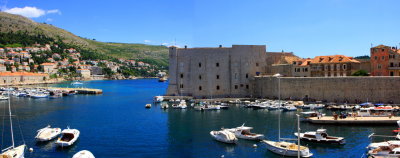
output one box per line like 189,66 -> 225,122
370,45 -> 400,76
0,72 -> 48,85
77,69 -> 91,79
166,45 -> 267,98
309,55 -> 360,77
292,59 -> 312,77
40,63 -> 56,74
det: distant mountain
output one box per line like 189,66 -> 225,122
0,12 -> 168,67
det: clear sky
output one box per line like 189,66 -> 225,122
1,0 -> 399,58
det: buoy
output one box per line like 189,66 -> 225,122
253,144 -> 257,148
29,148 -> 33,152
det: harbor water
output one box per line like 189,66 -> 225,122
0,79 -> 396,157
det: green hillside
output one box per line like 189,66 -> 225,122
0,12 -> 169,67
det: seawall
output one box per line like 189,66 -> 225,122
253,76 -> 400,103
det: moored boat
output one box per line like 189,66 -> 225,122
263,140 -> 313,157
145,104 -> 151,108
210,130 -> 237,144
73,150 -> 95,158
294,128 -> 345,144
35,125 -> 62,142
226,124 -> 264,141
56,127 -> 80,147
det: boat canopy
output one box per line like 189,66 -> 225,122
316,129 -> 327,133
300,111 -> 318,115
236,126 -> 253,130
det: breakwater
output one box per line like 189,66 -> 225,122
253,76 -> 400,104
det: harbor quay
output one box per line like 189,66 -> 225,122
306,116 -> 400,125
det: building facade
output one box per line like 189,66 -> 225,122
370,45 -> 400,76
166,45 -> 267,98
310,55 -> 360,77
292,59 -> 311,77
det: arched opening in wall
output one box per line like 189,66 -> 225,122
199,86 -> 202,91
180,74 -> 183,78
246,73 -> 249,78
199,75 -> 202,80
180,84 -> 184,88
234,85 -> 238,89
216,75 -> 219,79
246,85 -> 249,89
390,71 -> 394,76
216,63 -> 219,67
199,63 -> 202,68
216,85 -> 220,90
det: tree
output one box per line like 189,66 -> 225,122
352,70 -> 369,76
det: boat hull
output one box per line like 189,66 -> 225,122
0,144 -> 25,158
264,140 -> 313,157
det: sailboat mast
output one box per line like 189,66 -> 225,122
297,114 -> 300,158
278,76 -> 281,140
7,87 -> 15,148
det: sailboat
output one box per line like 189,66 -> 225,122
0,88 -> 26,158
263,74 -> 313,157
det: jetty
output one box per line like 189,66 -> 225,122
15,86 -> 103,94
307,116 -> 400,125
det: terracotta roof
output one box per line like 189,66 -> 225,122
311,55 -> 360,64
40,63 -> 55,66
0,72 -> 47,76
372,45 -> 390,49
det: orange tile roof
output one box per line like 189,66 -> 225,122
0,72 -> 47,76
373,45 -> 390,49
40,63 -> 55,66
310,55 -> 360,64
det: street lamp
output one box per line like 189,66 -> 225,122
273,73 -> 281,140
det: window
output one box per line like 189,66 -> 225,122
382,56 -> 385,60
304,68 -> 308,72
375,56 -> 378,60
246,73 -> 249,78
199,63 -> 202,67
216,63 -> 219,67
343,64 -> 347,70
240,84 -> 244,87
234,73 -> 238,79
180,73 -> 183,78
390,63 -> 394,67
216,75 -> 220,79
199,75 -> 202,80
382,49 -> 385,52
216,85 -> 220,90
180,84 -> 183,88
256,63 -> 259,67
234,85 -> 238,89
199,86 -> 202,91
378,64 -> 382,69
246,85 -> 249,89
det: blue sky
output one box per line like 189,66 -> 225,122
1,0 -> 399,58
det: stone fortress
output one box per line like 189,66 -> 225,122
166,45 -> 400,103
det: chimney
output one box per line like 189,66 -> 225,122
219,45 -> 222,48
184,45 -> 187,49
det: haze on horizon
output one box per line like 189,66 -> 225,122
1,0 -> 399,58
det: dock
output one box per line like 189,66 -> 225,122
15,86 -> 103,94
307,116 -> 400,125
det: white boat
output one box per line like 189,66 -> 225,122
172,100 -> 187,109
30,93 -> 49,98
282,105 -> 297,111
226,124 -> 264,141
35,125 -> 62,142
73,150 -> 95,158
71,81 -> 83,85
368,146 -> 400,157
0,88 -> 26,158
56,127 -> 80,147
145,104 -> 151,108
367,140 -> 400,150
161,102 -> 169,109
263,140 -> 313,157
210,130 -> 238,144
0,95 -> 9,100
154,96 -> 164,103
294,128 -> 345,144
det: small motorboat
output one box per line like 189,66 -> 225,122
367,140 -> 400,150
30,93 -> 49,98
0,95 -> 9,100
72,150 -> 95,158
263,140 -> 313,157
161,102 -> 169,109
154,96 -> 164,103
368,146 -> 400,157
210,130 -> 238,144
71,81 -> 83,85
294,129 -> 345,144
35,125 -> 61,142
56,127 -> 80,147
172,100 -> 187,109
282,105 -> 297,111
145,104 -> 151,108
226,124 -> 264,141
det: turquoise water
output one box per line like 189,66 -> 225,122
0,79 -> 395,157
